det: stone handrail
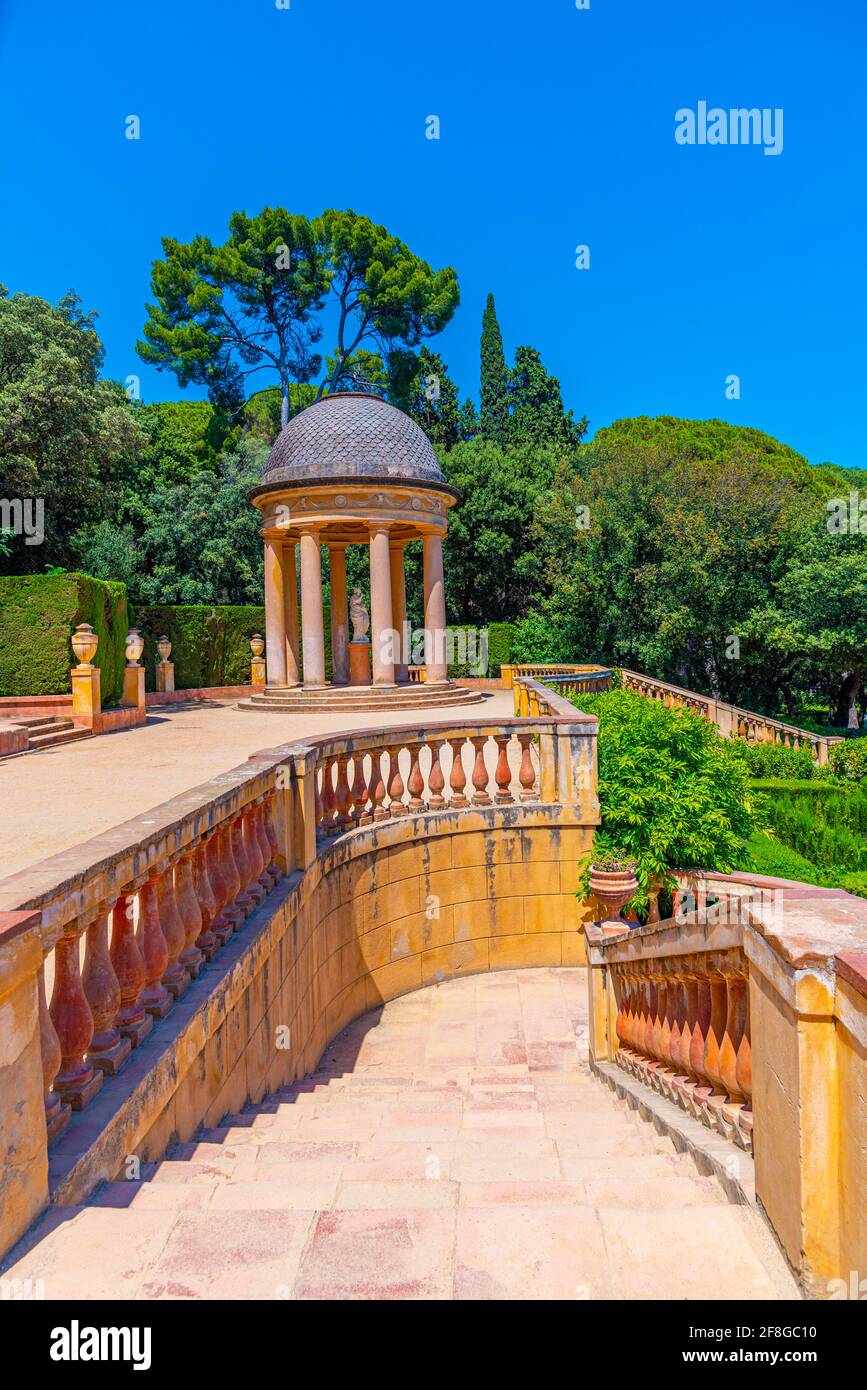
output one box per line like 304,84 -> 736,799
619,668 -> 840,764
585,871 -> 867,1294
505,663 -> 842,763
0,706 -> 600,1258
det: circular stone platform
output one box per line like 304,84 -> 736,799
237,681 -> 486,713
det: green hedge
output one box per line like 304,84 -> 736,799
445,621 -> 514,677
0,572 -> 128,704
134,602 -> 333,688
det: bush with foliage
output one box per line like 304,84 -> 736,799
829,740 -> 867,781
724,738 -> 817,780
574,688 -> 755,914
0,573 -> 129,704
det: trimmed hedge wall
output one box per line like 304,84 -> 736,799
0,573 -> 128,704
135,602 -> 334,688
446,621 -> 514,678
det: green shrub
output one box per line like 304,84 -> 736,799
829,740 -> 867,781
753,780 -> 867,868
726,738 -> 816,780
0,572 -> 128,704
574,688 -> 755,914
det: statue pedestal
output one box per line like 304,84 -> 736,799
349,642 -> 371,686
156,661 -> 175,694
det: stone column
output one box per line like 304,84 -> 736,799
329,545 -> 350,686
369,525 -> 396,687
263,538 -> 288,687
389,542 -> 408,682
281,542 -> 300,687
423,531 -> 448,683
299,528 -> 326,688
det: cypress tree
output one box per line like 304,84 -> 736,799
480,293 -> 509,440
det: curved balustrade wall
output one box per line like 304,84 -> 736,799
585,871 -> 867,1294
0,708 -> 599,1256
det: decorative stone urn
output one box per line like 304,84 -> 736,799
588,862 -> 639,929
71,622 -> 98,669
156,634 -> 175,695
125,629 -> 144,666
250,634 -> 266,688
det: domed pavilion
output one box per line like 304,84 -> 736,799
242,392 -> 483,710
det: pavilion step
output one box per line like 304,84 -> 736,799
237,685 -> 485,712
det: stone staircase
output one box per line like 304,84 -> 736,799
7,716 -> 92,753
1,969 -> 799,1300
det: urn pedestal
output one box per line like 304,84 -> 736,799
349,641 -> 371,687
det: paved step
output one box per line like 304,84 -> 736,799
27,726 -> 92,750
1,967 -> 801,1301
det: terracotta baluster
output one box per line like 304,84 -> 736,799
388,746 -> 406,815
110,890 -> 153,1045
448,738 -> 468,808
614,971 -> 628,1050
193,840 -> 219,960
718,966 -> 747,1104
493,735 -> 514,804
320,757 -> 337,833
642,974 -> 657,1063
221,820 -> 245,925
253,801 -> 274,889
734,968 -> 753,1146
470,737 -> 492,806
370,750 -> 388,822
701,970 -> 730,1127
230,815 -> 255,918
651,975 -> 667,1074
334,754 -> 354,829
137,875 -> 171,1017
156,860 -> 189,998
207,829 -> 233,946
350,753 -> 369,824
314,762 -> 325,839
50,918 -> 104,1109
428,741 -> 446,810
517,734 -> 537,801
407,745 -> 425,813
175,850 -> 204,976
39,963 -> 70,1142
83,903 -> 131,1075
242,808 -> 266,904
262,795 -> 281,884
668,968 -> 684,1073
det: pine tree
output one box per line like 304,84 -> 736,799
507,345 -> 588,450
480,293 -> 509,440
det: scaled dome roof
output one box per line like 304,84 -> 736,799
261,392 -> 446,490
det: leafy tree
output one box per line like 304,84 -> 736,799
74,440 -> 266,605
398,347 -> 477,452
506,345 -> 587,449
313,209 -> 459,397
578,689 -> 755,915
137,400 -> 228,487
138,209 -> 327,427
0,286 -> 144,573
480,292 -> 509,440
442,438 -> 569,623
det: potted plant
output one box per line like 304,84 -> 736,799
587,848 -> 639,927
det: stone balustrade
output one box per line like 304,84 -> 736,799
0,704 -> 600,1258
586,872 -> 867,1294
618,668 -> 838,763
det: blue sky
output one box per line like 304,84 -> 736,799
1,0 -> 864,467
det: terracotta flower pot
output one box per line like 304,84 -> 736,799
588,866 -> 639,927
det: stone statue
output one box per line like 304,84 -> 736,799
349,586 -> 370,643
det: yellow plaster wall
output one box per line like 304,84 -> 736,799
107,816 -> 595,1189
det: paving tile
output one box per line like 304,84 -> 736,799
294,1209 -> 456,1300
